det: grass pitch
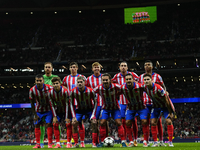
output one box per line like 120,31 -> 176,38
0,143 -> 200,150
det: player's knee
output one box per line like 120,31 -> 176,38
126,120 -> 132,127
165,119 -> 172,125
35,124 -> 40,128
151,120 -> 157,126
100,120 -> 107,126
115,119 -> 122,127
46,123 -> 52,127
141,119 -> 147,125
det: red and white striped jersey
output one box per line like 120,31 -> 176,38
139,72 -> 164,105
62,74 -> 87,92
93,83 -> 121,110
69,87 -> 97,119
62,74 -> 87,105
120,83 -> 146,110
86,74 -> 103,106
112,71 -> 139,105
29,84 -> 54,113
48,86 -> 69,119
143,83 -> 167,108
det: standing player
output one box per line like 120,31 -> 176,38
138,60 -> 167,146
62,62 -> 87,148
48,77 -> 70,148
70,76 -> 98,148
94,73 -> 127,147
120,73 -> 149,147
29,74 -> 56,148
39,62 -> 59,148
143,74 -> 175,147
112,61 -> 139,146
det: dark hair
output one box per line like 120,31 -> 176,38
119,61 -> 128,67
125,73 -> 133,79
144,60 -> 153,65
51,77 -> 61,83
69,62 -> 78,68
143,73 -> 152,79
35,74 -> 44,79
102,73 -> 111,80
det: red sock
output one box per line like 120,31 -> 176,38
72,133 -> 79,144
126,125 -> 133,142
100,126 -> 106,142
66,123 -> 72,143
147,119 -> 150,141
167,125 -> 174,142
53,124 -> 60,142
142,124 -> 148,141
151,126 -> 158,142
78,124 -> 85,141
122,119 -> 126,138
157,117 -> 163,141
132,118 -> 138,140
92,133 -> 98,144
97,131 -> 100,144
47,127 -> 53,144
118,125 -> 125,141
35,128 -> 41,144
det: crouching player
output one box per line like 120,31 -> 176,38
94,73 -> 127,147
29,74 -> 56,148
143,74 -> 175,147
48,77 -> 70,148
70,76 -> 98,148
120,73 -> 149,147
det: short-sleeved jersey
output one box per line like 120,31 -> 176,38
62,74 -> 87,105
139,72 -> 164,105
112,71 -> 139,105
29,84 -> 54,113
48,86 -> 69,118
62,74 -> 87,92
120,83 -> 146,110
86,74 -> 103,106
70,87 -> 97,119
93,83 -> 121,110
43,74 -> 59,86
143,83 -> 167,108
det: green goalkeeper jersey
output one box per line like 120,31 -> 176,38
43,74 -> 59,85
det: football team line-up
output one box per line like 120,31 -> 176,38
29,60 -> 176,148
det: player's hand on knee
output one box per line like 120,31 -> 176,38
53,116 -> 58,124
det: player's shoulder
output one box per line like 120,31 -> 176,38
153,72 -> 162,77
86,86 -> 94,91
129,71 -> 139,77
135,82 -> 143,87
62,75 -> 69,80
112,83 -> 121,88
71,86 -> 77,92
45,84 -> 53,89
113,72 -> 120,78
154,83 -> 163,89
29,85 -> 36,91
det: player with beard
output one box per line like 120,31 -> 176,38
112,62 -> 139,146
138,60 -> 167,146
29,74 -> 56,148
94,73 -> 127,147
143,74 -> 175,147
38,62 -> 59,148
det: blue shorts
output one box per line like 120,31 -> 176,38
125,109 -> 148,120
100,109 -> 121,120
34,111 -> 53,125
96,106 -> 102,120
57,113 -> 65,122
119,104 -> 127,118
151,107 -> 170,119
76,110 -> 93,123
146,104 -> 153,114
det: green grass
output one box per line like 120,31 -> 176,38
0,143 -> 200,150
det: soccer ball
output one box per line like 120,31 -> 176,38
103,137 -> 115,147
